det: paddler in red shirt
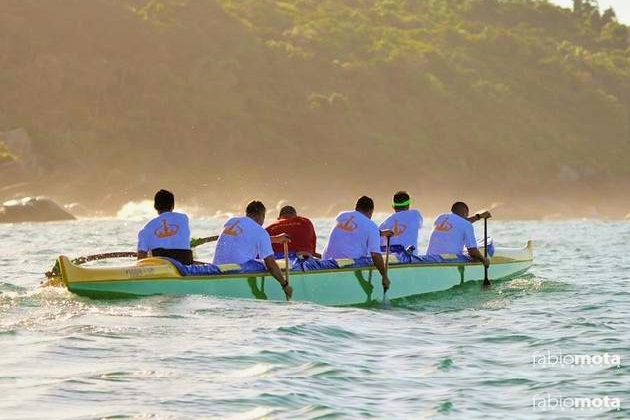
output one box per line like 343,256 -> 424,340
266,205 -> 321,258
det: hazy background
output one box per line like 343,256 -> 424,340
1,0 -> 629,219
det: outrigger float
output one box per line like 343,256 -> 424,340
54,241 -> 534,305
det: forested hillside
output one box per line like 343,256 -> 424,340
1,0 -> 629,217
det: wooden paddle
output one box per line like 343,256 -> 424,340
45,235 -> 219,279
283,240 -> 290,301
189,235 -> 219,248
383,235 -> 391,302
482,217 -> 491,289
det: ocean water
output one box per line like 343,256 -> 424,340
0,218 -> 628,419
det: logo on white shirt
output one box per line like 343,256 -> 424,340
154,219 -> 180,238
435,217 -> 453,232
223,220 -> 244,236
337,216 -> 358,232
391,220 -> 407,237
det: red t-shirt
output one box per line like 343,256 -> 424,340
266,216 -> 316,254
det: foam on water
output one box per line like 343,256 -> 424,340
115,200 -> 221,221
115,200 -> 155,221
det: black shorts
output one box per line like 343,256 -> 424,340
150,248 -> 194,265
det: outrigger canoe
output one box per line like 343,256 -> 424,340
56,241 -> 534,305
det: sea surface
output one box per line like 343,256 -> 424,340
0,217 -> 628,419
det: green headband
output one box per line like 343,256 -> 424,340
393,199 -> 411,207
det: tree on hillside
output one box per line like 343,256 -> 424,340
601,7 -> 617,25
574,0 -> 599,15
572,0 -> 605,30
599,19 -> 629,49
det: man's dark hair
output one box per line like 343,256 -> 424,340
355,196 -> 375,213
246,200 -> 266,216
154,189 -> 175,212
393,191 -> 411,208
278,205 -> 297,218
451,201 -> 469,214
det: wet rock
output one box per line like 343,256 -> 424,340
65,202 -> 91,218
0,196 -> 75,223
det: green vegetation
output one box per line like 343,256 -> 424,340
0,0 -> 628,213
0,142 -> 15,162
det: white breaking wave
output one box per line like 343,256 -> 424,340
116,200 -> 155,220
115,200 -> 215,220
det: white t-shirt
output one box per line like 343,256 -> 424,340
322,211 -> 381,259
213,216 -> 274,265
379,209 -> 423,253
137,211 -> 191,252
426,213 -> 477,255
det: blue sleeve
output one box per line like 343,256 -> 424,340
464,222 -> 478,249
416,210 -> 424,229
137,228 -> 148,252
258,230 -> 274,260
182,214 -> 191,247
367,225 -> 381,254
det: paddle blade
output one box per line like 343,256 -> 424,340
482,265 -> 491,289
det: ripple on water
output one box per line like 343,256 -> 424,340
275,323 -> 357,339
482,334 -> 534,344
225,406 -> 279,420
394,275 -> 571,313
280,361 -> 345,378
284,404 -> 339,419
436,357 -> 454,371
0,281 -> 27,293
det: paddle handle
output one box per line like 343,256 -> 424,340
483,217 -> 491,287
385,235 -> 391,272
283,241 -> 290,284
383,235 -> 391,299
283,241 -> 291,301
